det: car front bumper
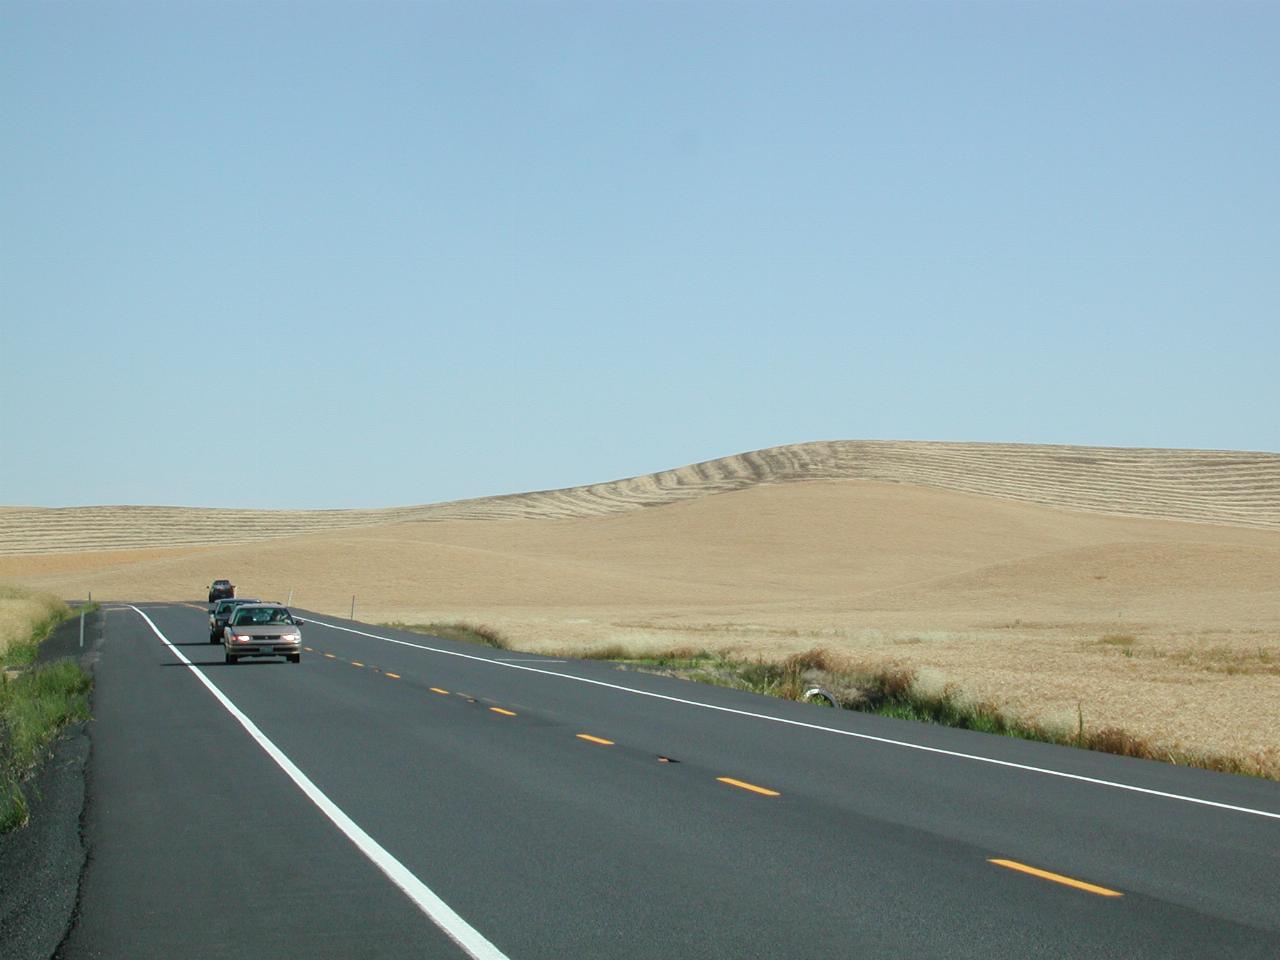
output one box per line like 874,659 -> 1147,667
225,639 -> 301,657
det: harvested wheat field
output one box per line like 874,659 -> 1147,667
3,440 -> 1279,773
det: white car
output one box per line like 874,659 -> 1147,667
223,604 -> 303,664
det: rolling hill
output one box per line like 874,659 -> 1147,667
2,440 -> 1278,773
1,440 -> 1277,556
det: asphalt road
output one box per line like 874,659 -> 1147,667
57,603 -> 1280,959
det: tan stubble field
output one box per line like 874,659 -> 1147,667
3,441 -> 1278,774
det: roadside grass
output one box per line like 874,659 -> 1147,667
383,621 -> 509,650
0,583 -> 73,666
0,584 -> 94,832
554,643 -> 1276,780
0,661 -> 92,831
372,619 -> 1276,778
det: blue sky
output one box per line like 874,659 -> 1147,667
3,1 -> 1277,508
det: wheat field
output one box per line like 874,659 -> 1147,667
2,440 -> 1277,555
2,440 -> 1278,772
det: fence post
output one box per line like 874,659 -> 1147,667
350,595 -> 356,621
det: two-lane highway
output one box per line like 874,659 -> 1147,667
58,603 -> 1280,958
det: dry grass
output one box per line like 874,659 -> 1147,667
383,622 -> 509,650
1096,633 -> 1139,646
1159,644 -> 1280,677
0,583 -> 69,662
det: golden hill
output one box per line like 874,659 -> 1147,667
2,440 -> 1277,555
2,440 -> 1278,774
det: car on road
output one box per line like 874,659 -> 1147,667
207,579 -> 235,603
208,597 -> 260,643
223,603 -> 304,664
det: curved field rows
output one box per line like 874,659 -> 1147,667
2,440 -> 1278,555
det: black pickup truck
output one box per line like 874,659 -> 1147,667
207,579 -> 236,603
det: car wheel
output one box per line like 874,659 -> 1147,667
289,653 -> 301,664
225,652 -> 238,665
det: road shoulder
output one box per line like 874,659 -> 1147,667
0,610 -> 100,960
0,724 -> 90,960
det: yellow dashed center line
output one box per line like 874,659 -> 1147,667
351,661 -> 364,668
429,687 -> 450,695
385,672 -> 401,679
489,707 -> 517,717
323,653 -> 336,659
576,734 -> 615,746
303,646 -> 313,652
988,859 -> 1123,897
717,777 -> 780,797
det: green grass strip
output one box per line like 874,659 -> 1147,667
0,601 -> 94,832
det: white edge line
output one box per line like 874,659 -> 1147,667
129,606 -> 510,960
309,617 -> 1280,822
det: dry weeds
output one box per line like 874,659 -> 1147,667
384,622 -> 509,650
1096,633 -> 1139,646
0,583 -> 67,660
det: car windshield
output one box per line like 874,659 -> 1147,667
231,607 -> 292,626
